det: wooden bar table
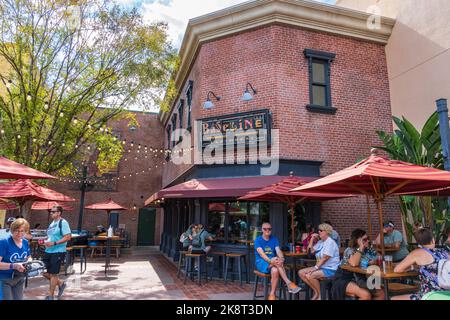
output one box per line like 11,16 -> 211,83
282,251 -> 308,283
340,264 -> 418,300
88,236 -> 123,277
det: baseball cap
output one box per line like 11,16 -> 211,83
383,221 -> 395,228
7,217 -> 16,223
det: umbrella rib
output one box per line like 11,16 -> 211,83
343,182 -> 370,196
385,180 -> 413,196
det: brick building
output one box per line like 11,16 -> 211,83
25,112 -> 165,246
148,0 -> 401,264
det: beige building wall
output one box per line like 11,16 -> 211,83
337,0 -> 450,129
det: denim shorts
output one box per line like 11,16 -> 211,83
321,268 -> 336,278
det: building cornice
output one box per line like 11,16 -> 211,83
160,0 -> 395,122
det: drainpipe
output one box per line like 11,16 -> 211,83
436,98 -> 450,209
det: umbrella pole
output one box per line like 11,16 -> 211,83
47,209 -> 51,225
375,197 -> 385,259
366,195 -> 372,240
290,203 -> 295,244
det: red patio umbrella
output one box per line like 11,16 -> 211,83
0,179 -> 76,218
239,175 -> 354,244
32,201 -> 74,211
0,199 -> 18,210
291,150 -> 450,257
85,199 -> 127,227
0,156 -> 55,179
32,201 -> 74,225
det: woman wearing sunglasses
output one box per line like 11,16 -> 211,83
331,229 -> 385,300
298,223 -> 340,300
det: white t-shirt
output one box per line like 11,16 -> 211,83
313,236 -> 340,270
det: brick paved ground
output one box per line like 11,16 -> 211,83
23,247 -> 262,300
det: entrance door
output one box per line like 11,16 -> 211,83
137,208 -> 156,246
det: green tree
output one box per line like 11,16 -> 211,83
0,0 -> 177,176
376,112 -> 450,241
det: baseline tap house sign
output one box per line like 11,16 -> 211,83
198,109 -> 271,148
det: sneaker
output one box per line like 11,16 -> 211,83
288,282 -> 301,294
44,296 -> 54,300
267,294 -> 276,300
57,281 -> 67,299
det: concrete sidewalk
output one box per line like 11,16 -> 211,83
24,247 -> 256,300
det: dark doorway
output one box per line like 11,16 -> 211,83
137,208 -> 156,246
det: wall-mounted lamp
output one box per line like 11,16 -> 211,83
203,91 -> 221,109
242,82 -> 257,101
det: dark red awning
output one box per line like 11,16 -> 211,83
145,175 -> 308,206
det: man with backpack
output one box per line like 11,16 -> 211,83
190,224 -> 214,254
42,206 -> 72,300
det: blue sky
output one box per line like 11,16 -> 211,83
117,0 -> 337,49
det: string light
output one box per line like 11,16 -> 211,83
1,129 -> 4,134
44,101 -> 49,110
73,117 -> 78,124
26,92 -> 32,101
59,112 -> 64,117
17,134 -> 21,139
6,80 -> 12,89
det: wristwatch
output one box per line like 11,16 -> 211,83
9,263 -> 14,270
314,265 -> 319,270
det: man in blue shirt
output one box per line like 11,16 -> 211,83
254,222 -> 301,300
42,206 -> 71,300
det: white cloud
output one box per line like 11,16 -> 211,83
141,0 -> 247,49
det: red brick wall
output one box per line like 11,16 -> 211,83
27,112 -> 165,246
163,24 -> 398,240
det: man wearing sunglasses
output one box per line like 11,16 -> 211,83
254,222 -> 301,300
42,206 -> 72,300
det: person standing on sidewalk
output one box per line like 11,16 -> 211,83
42,206 -> 72,300
0,218 -> 31,300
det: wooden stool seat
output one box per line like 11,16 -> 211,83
185,253 -> 203,257
66,247 -> 73,251
72,245 -> 88,249
254,270 -> 270,278
226,253 -> 245,257
388,283 -> 419,294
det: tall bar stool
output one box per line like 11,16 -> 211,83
71,245 -> 88,274
207,251 -> 226,280
253,270 -> 287,300
177,250 -> 189,279
183,253 -> 208,285
224,253 -> 248,287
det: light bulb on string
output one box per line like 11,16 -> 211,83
6,80 -> 12,89
44,101 -> 49,110
26,92 -> 32,101
17,134 -> 21,139
73,117 -> 78,124
59,112 -> 64,117
0,129 -> 4,134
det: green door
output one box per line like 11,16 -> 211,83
137,208 -> 156,246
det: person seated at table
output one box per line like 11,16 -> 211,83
374,221 -> 409,262
95,225 -> 107,236
300,224 -> 317,256
298,223 -> 340,300
255,222 -> 301,300
331,229 -> 385,300
190,224 -> 214,254
392,227 -> 449,300
180,224 -> 196,251
324,221 -> 341,247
